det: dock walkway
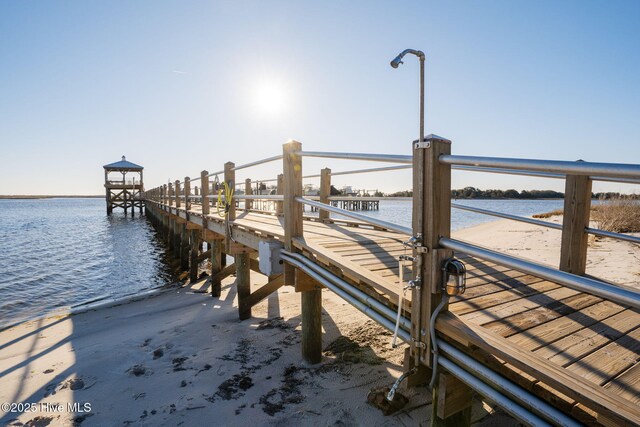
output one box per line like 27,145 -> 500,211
143,137 -> 640,426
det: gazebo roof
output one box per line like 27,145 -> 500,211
103,156 -> 143,171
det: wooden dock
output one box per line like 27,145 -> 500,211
141,138 -> 640,426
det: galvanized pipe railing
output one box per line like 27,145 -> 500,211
452,164 -> 640,185
283,251 -> 411,331
440,237 -> 640,309
297,150 -> 412,164
233,195 -> 283,200
451,203 -> 562,230
281,253 -> 411,342
296,197 -> 412,235
585,227 -> 640,244
437,356 -> 553,427
437,340 -> 581,427
231,155 -> 283,171
442,155 -> 640,180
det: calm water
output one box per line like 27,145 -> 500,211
327,198 -> 566,231
0,198 -> 174,328
0,197 -> 565,328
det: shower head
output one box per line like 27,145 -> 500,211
390,54 -> 404,68
389,49 -> 425,68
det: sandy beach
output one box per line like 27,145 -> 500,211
1,216 -> 637,427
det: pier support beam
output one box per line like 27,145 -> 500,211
431,372 -> 473,427
189,229 -> 199,283
180,223 -> 189,271
236,253 -> 251,320
210,240 -> 222,297
283,140 -> 322,364
301,289 -> 322,364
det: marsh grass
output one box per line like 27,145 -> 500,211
532,197 -> 640,233
591,197 -> 640,233
532,209 -> 564,219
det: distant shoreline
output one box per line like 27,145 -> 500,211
0,195 -> 103,200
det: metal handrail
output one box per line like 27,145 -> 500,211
451,203 -> 562,230
452,202 -> 640,245
206,169 -> 224,178
234,195 -> 283,200
452,164 -> 640,185
440,237 -> 640,310
232,155 -> 283,171
297,151 -> 412,164
442,155 -> 640,180
437,341 -> 578,427
452,165 -> 564,180
586,227 -> 640,245
296,197 -> 412,235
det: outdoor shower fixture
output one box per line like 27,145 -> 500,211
390,49 -> 426,143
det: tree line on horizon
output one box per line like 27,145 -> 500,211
382,187 -> 639,200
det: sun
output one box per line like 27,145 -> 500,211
252,80 -> 287,117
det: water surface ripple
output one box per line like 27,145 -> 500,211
0,198 -> 174,327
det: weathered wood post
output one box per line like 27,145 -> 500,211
276,174 -> 284,215
224,162 -> 236,251
189,228 -> 199,282
245,178 -> 253,211
559,173 -> 592,275
237,252 -> 251,320
167,182 -> 175,250
201,171 -> 210,216
175,180 -> 181,209
183,176 -> 199,281
319,168 -> 331,222
412,135 -> 472,426
210,240 -> 223,297
202,170 -> 221,297
283,140 -> 322,364
184,176 -> 191,212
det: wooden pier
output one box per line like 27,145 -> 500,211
142,138 -> 640,426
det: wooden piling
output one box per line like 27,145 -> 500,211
236,252 -> 251,320
276,174 -> 284,215
201,170 -> 210,215
283,140 -> 322,364
245,178 -> 252,211
210,239 -> 222,297
180,223 -> 189,270
560,174 -> 592,275
175,180 -> 181,209
413,136 -> 472,426
224,162 -> 235,254
189,229 -> 199,282
319,168 -> 331,222
184,176 -> 191,211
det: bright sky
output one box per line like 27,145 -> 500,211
1,1 -> 638,195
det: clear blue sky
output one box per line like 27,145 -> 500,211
1,1 -> 638,195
